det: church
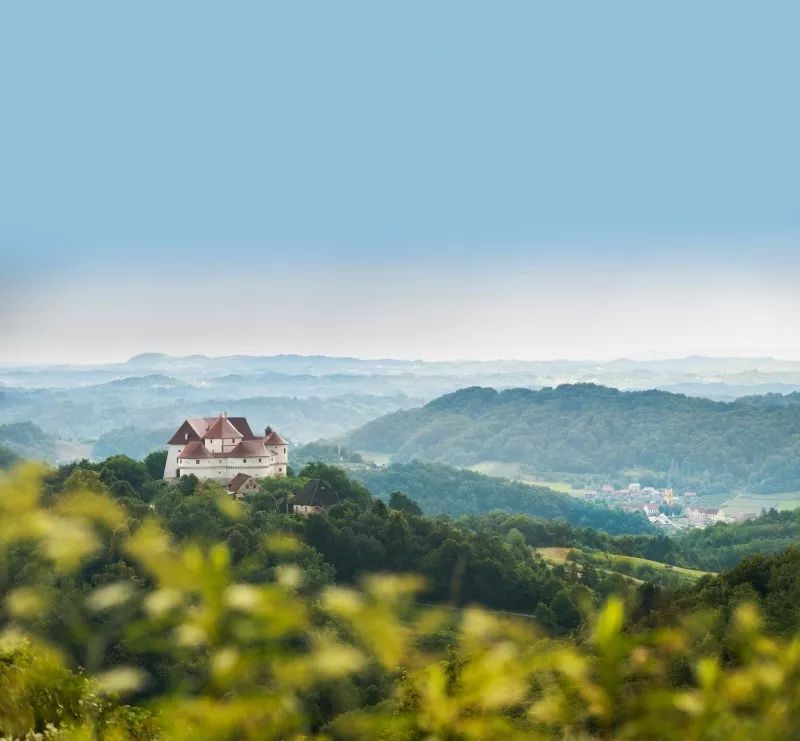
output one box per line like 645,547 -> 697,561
163,413 -> 288,482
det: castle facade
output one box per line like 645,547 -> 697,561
163,413 -> 288,481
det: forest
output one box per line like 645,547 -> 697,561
345,384 -> 800,494
3,453 -> 800,737
354,461 -> 653,535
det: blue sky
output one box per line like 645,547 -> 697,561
1,1 -> 798,362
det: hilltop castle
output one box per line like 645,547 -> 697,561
163,413 -> 288,482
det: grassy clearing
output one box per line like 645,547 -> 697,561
535,547 -> 574,563
688,492 -> 731,509
535,547 -> 713,581
607,553 -> 711,579
468,461 -> 578,494
723,491 -> 800,515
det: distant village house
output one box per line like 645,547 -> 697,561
686,506 -> 726,526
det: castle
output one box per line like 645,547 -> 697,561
163,413 -> 288,482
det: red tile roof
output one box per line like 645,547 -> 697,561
293,479 -> 339,508
204,414 -> 244,440
689,507 -> 720,515
264,430 -> 287,445
168,416 -> 257,444
167,420 -> 203,445
169,416 -> 286,459
226,473 -> 259,493
178,440 -> 213,459
229,439 -> 270,457
227,417 -> 256,439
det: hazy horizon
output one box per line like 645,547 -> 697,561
4,349 -> 800,370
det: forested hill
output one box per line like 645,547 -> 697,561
354,462 -> 653,535
345,384 -> 800,494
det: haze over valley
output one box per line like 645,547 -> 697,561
2,352 -> 800,465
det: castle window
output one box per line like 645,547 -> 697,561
196,460 -> 199,464
259,458 -> 262,463
243,458 -> 247,463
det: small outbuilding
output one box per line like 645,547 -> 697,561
292,479 -> 339,515
225,473 -> 261,501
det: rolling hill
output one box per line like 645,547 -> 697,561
344,384 -> 800,494
354,461 -> 654,534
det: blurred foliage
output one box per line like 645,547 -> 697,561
3,464 -> 800,739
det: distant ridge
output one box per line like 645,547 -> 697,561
93,374 -> 189,389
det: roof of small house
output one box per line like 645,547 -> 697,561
293,479 -> 340,508
226,473 -> 258,494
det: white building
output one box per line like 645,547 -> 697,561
647,512 -> 676,529
685,506 -> 726,526
163,413 -> 288,481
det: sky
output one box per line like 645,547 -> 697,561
1,1 -> 798,363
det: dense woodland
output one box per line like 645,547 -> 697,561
345,384 -> 800,494
3,452 -> 800,737
355,461 -> 654,535
0,453 -> 800,740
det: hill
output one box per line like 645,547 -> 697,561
673,507 -> 800,571
648,545 -> 800,638
345,384 -> 800,494
354,461 -> 654,535
535,546 -> 711,587
0,421 -> 57,460
0,442 -> 19,468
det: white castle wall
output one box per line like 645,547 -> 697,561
162,425 -> 289,483
164,444 -> 183,479
169,448 -> 288,482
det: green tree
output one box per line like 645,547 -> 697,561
143,449 -> 168,480
388,490 -> 422,516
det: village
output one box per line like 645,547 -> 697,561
583,482 -> 757,531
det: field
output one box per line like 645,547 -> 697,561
686,492 -> 731,509
606,553 -> 711,579
536,546 -> 713,582
535,547 -> 575,563
722,491 -> 800,515
468,461 -> 578,494
685,490 -> 800,516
